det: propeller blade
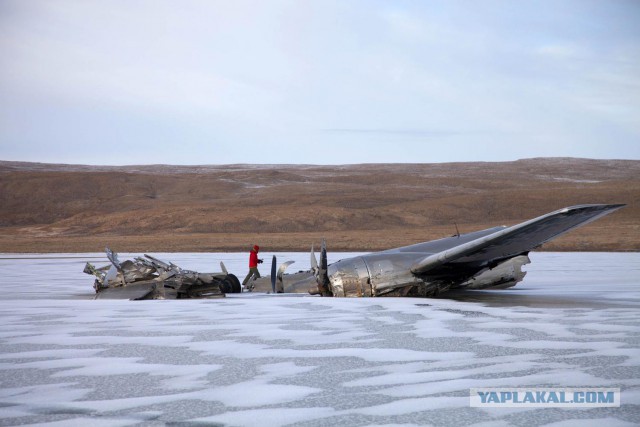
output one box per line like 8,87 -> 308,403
316,238 -> 332,297
276,261 -> 295,293
320,238 -> 328,272
277,261 -> 295,281
220,261 -> 228,275
270,255 -> 277,293
309,240 -> 332,296
310,244 -> 318,273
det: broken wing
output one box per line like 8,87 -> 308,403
411,204 -> 625,275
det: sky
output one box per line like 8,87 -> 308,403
1,0 -> 639,165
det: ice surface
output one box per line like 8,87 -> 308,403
0,252 -> 638,426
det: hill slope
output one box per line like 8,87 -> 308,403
0,158 -> 638,252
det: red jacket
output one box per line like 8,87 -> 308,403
249,245 -> 260,267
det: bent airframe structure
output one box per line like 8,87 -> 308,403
84,248 -> 241,300
85,204 -> 625,300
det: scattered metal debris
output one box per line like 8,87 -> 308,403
84,248 -> 241,300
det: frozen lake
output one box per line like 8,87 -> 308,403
0,252 -> 639,426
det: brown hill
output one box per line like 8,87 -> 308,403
0,158 -> 638,252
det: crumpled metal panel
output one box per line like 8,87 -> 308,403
84,248 -> 234,299
365,253 -> 427,296
328,257 -> 372,297
458,255 -> 530,290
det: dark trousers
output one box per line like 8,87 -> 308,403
242,267 -> 261,286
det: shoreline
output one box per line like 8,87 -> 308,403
0,231 -> 635,253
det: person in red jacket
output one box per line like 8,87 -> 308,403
242,244 -> 263,289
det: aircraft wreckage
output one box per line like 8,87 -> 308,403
86,204 -> 624,300
252,204 -> 626,297
84,248 -> 241,300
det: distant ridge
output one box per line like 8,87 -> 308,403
1,157 -> 638,173
0,158 -> 638,252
